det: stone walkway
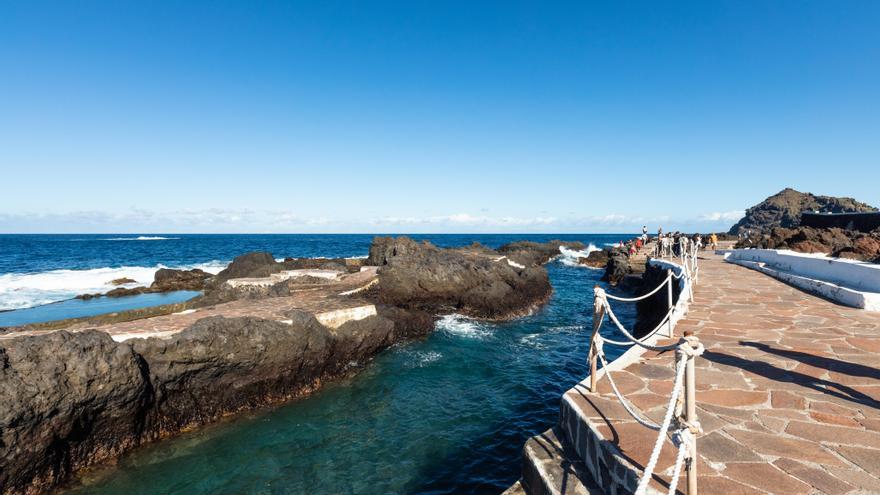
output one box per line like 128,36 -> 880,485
566,252 -> 880,494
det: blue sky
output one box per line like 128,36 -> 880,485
1,1 -> 878,233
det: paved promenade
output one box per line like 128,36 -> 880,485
568,251 -> 880,494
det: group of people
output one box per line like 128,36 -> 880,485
618,226 -> 719,258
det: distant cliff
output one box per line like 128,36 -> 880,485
728,188 -> 876,234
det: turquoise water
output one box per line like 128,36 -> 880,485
69,261 -> 634,495
0,290 -> 200,327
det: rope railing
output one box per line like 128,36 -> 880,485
587,250 -> 703,495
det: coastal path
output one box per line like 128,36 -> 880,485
560,250 -> 880,494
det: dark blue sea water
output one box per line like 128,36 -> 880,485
0,234 -> 636,494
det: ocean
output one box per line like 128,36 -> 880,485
0,234 -> 637,494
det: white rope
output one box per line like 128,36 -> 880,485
596,340 -> 662,430
604,274 -> 672,302
596,305 -> 674,347
634,352 -> 688,495
602,299 -> 680,352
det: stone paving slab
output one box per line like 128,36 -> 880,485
0,267 -> 379,341
566,252 -> 880,494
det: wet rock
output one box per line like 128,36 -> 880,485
497,240 -> 586,266
0,331 -> 151,494
104,286 -> 150,297
578,249 -> 609,268
374,305 -> 435,338
150,268 -> 211,291
109,277 -> 137,286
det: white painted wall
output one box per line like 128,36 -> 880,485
725,249 -> 880,292
725,249 -> 880,311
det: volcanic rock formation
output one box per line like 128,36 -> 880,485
728,188 -> 876,235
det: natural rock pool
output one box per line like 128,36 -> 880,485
69,259 -> 634,494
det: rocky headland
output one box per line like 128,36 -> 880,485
730,188 -> 880,263
0,236 -> 580,495
729,187 -> 876,235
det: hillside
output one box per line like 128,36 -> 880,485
728,188 -> 876,234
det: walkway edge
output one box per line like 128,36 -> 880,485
515,257 -> 695,494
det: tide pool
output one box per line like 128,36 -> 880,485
0,290 -> 201,327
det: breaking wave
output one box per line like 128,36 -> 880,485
436,314 -> 494,339
104,236 -> 181,241
557,244 -> 601,267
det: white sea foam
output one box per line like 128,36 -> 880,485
402,350 -> 443,368
557,244 -> 601,267
104,236 -> 180,241
0,261 -> 228,311
519,333 -> 546,349
436,314 -> 494,339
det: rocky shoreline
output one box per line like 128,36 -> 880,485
0,237 -> 581,495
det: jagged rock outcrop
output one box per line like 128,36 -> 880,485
601,249 -> 632,286
213,252 -> 283,282
131,312 -> 399,434
0,331 -> 152,494
371,237 -> 553,319
729,188 -> 876,235
367,237 -> 428,266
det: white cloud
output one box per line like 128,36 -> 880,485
0,208 -> 743,233
0,208 -> 332,233
370,213 -> 558,227
699,210 -> 744,222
